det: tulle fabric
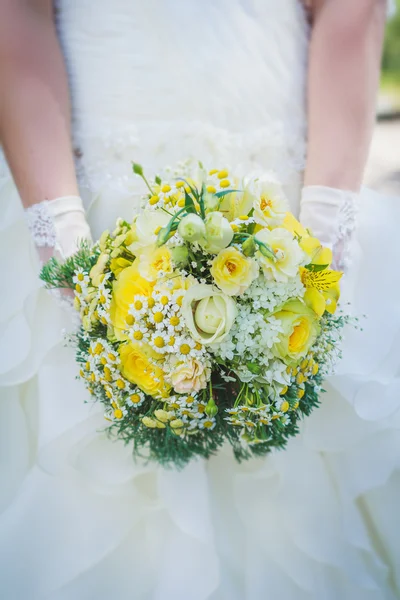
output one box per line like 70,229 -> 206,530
1,0 -> 400,598
1,164 -> 400,600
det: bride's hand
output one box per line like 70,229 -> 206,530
299,186 -> 359,272
25,195 -> 92,305
25,195 -> 92,262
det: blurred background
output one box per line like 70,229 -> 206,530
365,0 -> 400,194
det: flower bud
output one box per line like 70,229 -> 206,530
200,212 -> 234,254
156,226 -> 172,247
170,418 -> 185,435
154,409 -> 171,423
178,214 -> 206,242
205,397 -> 218,417
132,162 -> 144,176
242,236 -> 256,257
142,416 -> 157,428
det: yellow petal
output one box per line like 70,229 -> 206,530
322,282 -> 341,314
313,246 -> 333,266
301,268 -> 343,291
282,213 -> 308,237
304,287 -> 326,317
299,236 -> 320,256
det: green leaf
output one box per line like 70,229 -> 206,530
246,362 -> 262,375
132,163 -> 143,176
214,189 -> 241,198
199,183 -> 206,219
304,263 -> 329,272
184,190 -> 197,214
155,175 -> 162,185
178,179 -> 200,200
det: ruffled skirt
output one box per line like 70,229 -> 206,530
1,170 -> 400,599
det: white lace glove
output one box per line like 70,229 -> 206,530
24,196 -> 92,310
299,186 -> 359,272
25,195 -> 92,263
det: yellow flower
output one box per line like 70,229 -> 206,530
138,246 -> 174,282
110,256 -> 133,277
283,213 -> 332,266
211,247 -> 258,296
119,342 -> 169,398
301,268 -> 342,316
282,212 -> 342,315
109,263 -> 153,339
272,300 -> 320,365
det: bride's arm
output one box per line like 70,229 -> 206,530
0,0 -> 78,205
0,0 -> 90,259
304,0 -> 386,190
300,0 -> 387,269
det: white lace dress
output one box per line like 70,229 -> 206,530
1,1 -> 400,599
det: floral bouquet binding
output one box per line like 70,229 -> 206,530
41,162 -> 350,468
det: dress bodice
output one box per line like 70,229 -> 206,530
56,0 -> 310,229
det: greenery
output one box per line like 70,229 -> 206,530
382,0 -> 400,86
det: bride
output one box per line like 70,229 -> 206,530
1,0 -> 399,598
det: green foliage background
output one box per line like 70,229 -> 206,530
382,0 -> 400,85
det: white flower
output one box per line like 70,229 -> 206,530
182,283 -> 237,346
199,212 -> 234,254
250,176 -> 290,227
198,417 -> 216,430
128,210 -> 170,255
178,213 -> 206,242
255,228 -> 305,282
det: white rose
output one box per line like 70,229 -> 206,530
128,210 -> 170,255
255,227 -> 306,282
250,176 -> 289,227
199,211 -> 234,254
178,213 -> 206,242
169,356 -> 211,394
182,283 -> 237,345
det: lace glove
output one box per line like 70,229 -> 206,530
25,195 -> 92,263
299,186 -> 359,272
24,196 -> 92,310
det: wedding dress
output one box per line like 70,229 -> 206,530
1,1 -> 400,599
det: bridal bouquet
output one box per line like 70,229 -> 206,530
41,162 -> 348,467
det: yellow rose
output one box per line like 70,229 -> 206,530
138,246 -> 174,281
182,283 -> 237,345
109,263 -> 154,338
272,300 -> 320,365
211,247 -> 259,296
119,342 -> 169,398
